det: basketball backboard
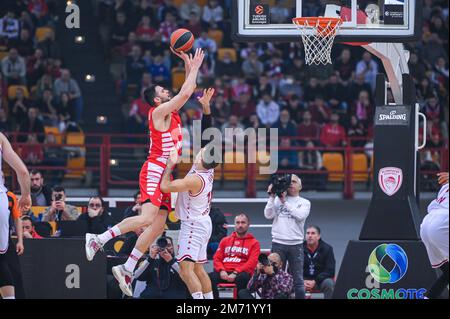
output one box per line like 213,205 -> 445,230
232,0 -> 421,43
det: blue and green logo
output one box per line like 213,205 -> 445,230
368,243 -> 408,284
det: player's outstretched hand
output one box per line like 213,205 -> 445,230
170,47 -> 193,71
197,88 -> 215,114
167,148 -> 179,169
190,48 -> 205,70
437,172 -> 449,185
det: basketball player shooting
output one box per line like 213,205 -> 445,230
85,48 -> 205,297
160,88 -> 218,299
0,133 -> 31,299
420,172 -> 449,299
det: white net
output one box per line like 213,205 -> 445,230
293,18 -> 342,65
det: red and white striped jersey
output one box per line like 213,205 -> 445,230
175,165 -> 214,222
147,108 -> 183,165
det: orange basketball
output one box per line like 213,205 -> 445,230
170,28 -> 194,53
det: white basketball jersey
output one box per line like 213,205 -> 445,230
0,145 -> 6,193
175,165 -> 214,222
428,183 -> 449,213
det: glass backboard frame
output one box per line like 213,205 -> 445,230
232,0 -> 421,43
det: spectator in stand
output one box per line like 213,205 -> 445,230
18,107 -> 45,144
242,51 -> 264,84
158,12 -> 178,43
308,95 -> 331,125
297,110 -> 320,146
211,93 -> 231,128
135,15 -> 156,44
324,72 -> 348,114
78,197 -> 113,234
121,32 -> 139,57
209,213 -> 260,299
355,51 -> 378,92
349,73 -> 373,102
41,186 -> 80,222
27,0 -> 49,26
185,12 -> 202,38
221,114 -> 245,146
215,50 -> 240,79
320,113 -> 347,148
420,31 -> 448,67
264,53 -> 284,80
202,0 -> 224,29
434,56 -> 449,88
285,95 -> 303,124
303,77 -> 322,103
127,88 -> 150,134
158,0 -> 179,23
9,86 -> 30,126
0,108 -> 11,132
111,11 -> 131,48
279,75 -> 303,99
230,76 -> 252,102
1,48 -> 26,85
334,48 -> 354,84
231,92 -> 255,122
303,225 -> 336,299
35,73 -> 53,99
179,0 -> 202,22
36,89 -> 59,127
239,252 -> 293,299
278,138 -> 298,170
148,54 -> 170,87
53,69 -> 83,122
287,57 -> 307,84
351,90 -> 373,125
347,115 -> 367,148
422,94 -> 445,128
125,45 -> 147,87
36,29 -> 61,60
273,109 -> 297,139
244,114 -> 264,130
409,52 -> 428,81
21,216 -> 43,239
299,141 -> 327,190
26,48 -> 45,87
253,74 -> 275,99
264,174 -> 310,299
56,92 -> 75,125
0,11 -> 20,39
257,93 -> 280,127
430,15 -> 448,48
10,28 -> 34,57
30,169 -> 52,206
193,31 -> 217,60
123,191 -> 142,219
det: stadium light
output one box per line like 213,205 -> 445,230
96,116 -> 108,124
110,159 -> 119,166
75,36 -> 85,44
85,74 -> 95,82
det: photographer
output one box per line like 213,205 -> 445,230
238,253 -> 293,299
41,186 -> 80,222
133,236 -> 188,299
264,174 -> 310,299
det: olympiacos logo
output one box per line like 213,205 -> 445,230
378,167 -> 403,196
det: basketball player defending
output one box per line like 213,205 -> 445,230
160,89 -> 218,299
420,172 -> 449,299
85,49 -> 204,296
0,133 -> 31,299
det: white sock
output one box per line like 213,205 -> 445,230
124,248 -> 143,273
192,292 -> 203,299
98,226 -> 121,244
3,296 -> 15,299
203,291 -> 214,299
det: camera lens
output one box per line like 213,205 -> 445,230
258,253 -> 270,266
156,237 -> 168,250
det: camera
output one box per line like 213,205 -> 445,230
156,237 -> 168,252
269,174 -> 292,197
258,253 -> 278,274
54,194 -> 63,201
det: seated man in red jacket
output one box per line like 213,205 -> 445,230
209,213 -> 260,299
319,113 -> 347,148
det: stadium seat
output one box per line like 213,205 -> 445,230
64,156 -> 86,179
44,126 -> 63,144
256,151 -> 271,181
351,153 -> 369,182
208,29 -> 224,48
171,69 -> 185,91
31,206 -> 47,218
322,153 -> 344,182
7,85 -> 29,99
113,240 -> 125,253
173,0 -> 184,7
223,151 -> 246,181
218,48 -> 237,62
198,0 -> 208,6
66,132 -> 85,145
35,27 -> 53,42
0,51 -> 8,61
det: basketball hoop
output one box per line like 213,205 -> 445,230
292,17 -> 342,65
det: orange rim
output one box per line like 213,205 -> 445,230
293,17 -> 342,36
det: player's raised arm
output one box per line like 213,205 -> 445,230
0,133 -> 31,212
160,149 -> 202,194
153,49 -> 204,120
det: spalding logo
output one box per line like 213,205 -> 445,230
379,110 -> 407,121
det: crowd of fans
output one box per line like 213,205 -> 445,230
0,0 -> 83,170
96,0 -> 448,185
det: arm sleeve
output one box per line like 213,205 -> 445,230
283,199 -> 310,223
235,241 -> 260,274
201,114 -> 212,148
264,197 -> 277,220
315,247 -> 336,284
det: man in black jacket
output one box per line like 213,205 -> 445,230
30,169 -> 52,206
207,206 -> 227,259
78,197 -> 112,234
303,225 -> 335,299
